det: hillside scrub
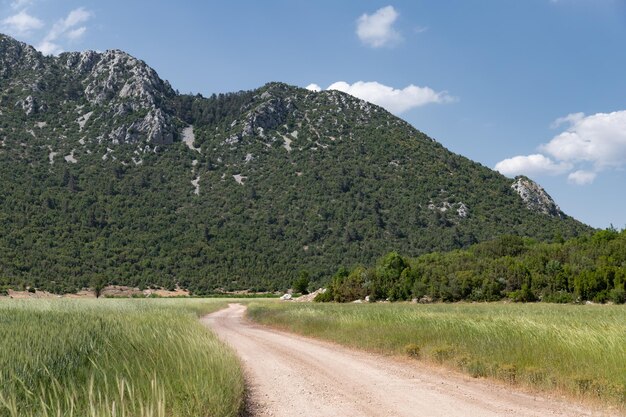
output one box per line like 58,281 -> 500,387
247,302 -> 626,409
316,229 -> 626,304
0,299 -> 244,417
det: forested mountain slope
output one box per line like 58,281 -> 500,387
0,34 -> 592,293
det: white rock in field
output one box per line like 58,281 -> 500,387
280,293 -> 292,301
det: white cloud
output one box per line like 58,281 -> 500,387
36,40 -> 61,55
356,5 -> 402,48
494,154 -> 572,177
326,80 -> 454,114
66,26 -> 87,41
495,110 -> 626,185
568,170 -> 597,185
305,83 -> 321,92
1,10 -> 43,35
550,112 -> 584,129
62,8 -> 91,29
541,111 -> 626,169
36,7 -> 93,55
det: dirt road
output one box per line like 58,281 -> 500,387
202,304 -> 615,417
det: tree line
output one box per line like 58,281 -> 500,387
316,229 -> 626,304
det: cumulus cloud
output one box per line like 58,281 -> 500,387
550,112 -> 584,129
36,40 -> 61,55
495,110 -> 626,185
356,5 -> 402,48
305,83 -> 322,92
320,80 -> 454,114
494,154 -> 572,177
1,10 -> 44,35
541,111 -> 626,169
36,7 -> 92,55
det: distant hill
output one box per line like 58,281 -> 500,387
0,34 -> 592,293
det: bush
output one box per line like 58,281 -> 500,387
313,289 -> 333,302
404,343 -> 421,358
293,271 -> 310,295
542,291 -> 574,304
509,284 -> 537,302
608,287 -> 625,304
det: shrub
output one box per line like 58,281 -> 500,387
497,364 -> 517,383
432,345 -> 455,363
313,289 -> 333,302
403,343 -> 421,358
293,271 -> 310,295
465,360 -> 487,378
608,287 -> 625,304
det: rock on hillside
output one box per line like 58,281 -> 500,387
511,176 -> 563,218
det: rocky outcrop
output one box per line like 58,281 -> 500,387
107,108 -> 174,144
61,49 -> 174,107
512,176 -> 563,218
0,34 -> 44,78
242,96 -> 290,136
1,34 -> 176,145
225,86 -> 294,145
16,95 -> 38,115
60,48 -> 177,144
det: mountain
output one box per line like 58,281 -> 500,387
0,34 -> 592,294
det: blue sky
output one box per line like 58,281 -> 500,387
2,0 -> 625,229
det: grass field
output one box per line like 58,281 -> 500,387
0,299 -> 244,417
247,302 -> 626,408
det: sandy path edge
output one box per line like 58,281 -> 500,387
201,303 -> 621,417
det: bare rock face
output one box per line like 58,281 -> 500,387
512,176 -> 563,218
63,49 -> 174,107
226,86 -> 294,145
0,34 -> 44,77
242,96 -> 290,137
1,34 -> 177,145
59,49 -> 176,144
16,95 -> 38,115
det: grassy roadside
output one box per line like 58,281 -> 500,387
0,299 -> 244,417
247,301 -> 626,409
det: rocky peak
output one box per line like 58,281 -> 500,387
60,48 -> 174,106
0,34 -> 45,77
511,176 -> 563,218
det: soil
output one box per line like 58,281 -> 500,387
203,303 -> 619,417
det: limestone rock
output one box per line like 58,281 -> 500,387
511,176 -> 563,218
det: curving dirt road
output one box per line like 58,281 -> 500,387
202,304 -> 616,417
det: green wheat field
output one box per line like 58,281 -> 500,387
0,299 -> 244,417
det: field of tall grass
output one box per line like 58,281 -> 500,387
247,302 -> 626,408
0,299 -> 244,417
